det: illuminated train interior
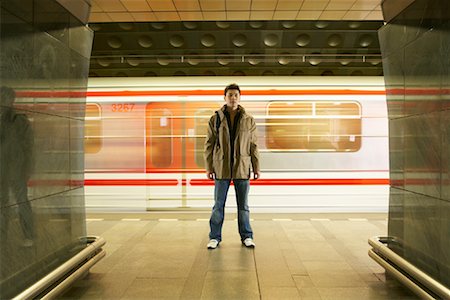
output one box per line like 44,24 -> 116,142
85,76 -> 389,212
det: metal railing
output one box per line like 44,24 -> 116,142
368,236 -> 450,300
13,236 -> 106,300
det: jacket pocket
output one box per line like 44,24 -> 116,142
236,155 -> 251,179
213,156 -> 224,178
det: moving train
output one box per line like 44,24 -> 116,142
85,76 -> 389,212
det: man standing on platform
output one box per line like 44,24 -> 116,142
204,83 -> 260,249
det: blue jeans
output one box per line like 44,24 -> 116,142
209,179 -> 253,242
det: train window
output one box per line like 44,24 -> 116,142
148,108 -> 173,167
267,102 -> 312,116
316,102 -> 360,116
85,103 -> 102,153
145,102 -> 221,171
266,101 -> 361,152
194,107 -> 216,168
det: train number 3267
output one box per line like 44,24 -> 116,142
111,103 -> 135,112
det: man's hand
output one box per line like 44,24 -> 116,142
207,172 -> 215,180
253,171 -> 261,180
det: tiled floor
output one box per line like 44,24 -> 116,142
62,213 -> 418,300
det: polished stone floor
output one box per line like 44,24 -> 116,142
62,213 -> 418,299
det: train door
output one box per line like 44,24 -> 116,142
145,102 -> 182,209
85,102 -> 148,210
183,102 -> 219,208
145,101 -> 219,209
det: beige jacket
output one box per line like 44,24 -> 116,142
204,105 -> 260,179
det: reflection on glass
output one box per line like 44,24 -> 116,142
85,103 -> 102,153
316,102 -> 360,115
266,101 -> 361,151
195,108 -> 215,168
149,108 -> 173,168
144,102 -> 222,171
0,86 -> 35,252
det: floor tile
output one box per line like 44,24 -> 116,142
200,271 -> 259,300
121,278 -> 186,300
260,286 -> 301,299
59,213 -> 420,300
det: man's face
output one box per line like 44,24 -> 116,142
224,89 -> 240,109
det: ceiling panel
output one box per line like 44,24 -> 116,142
120,0 -> 151,12
273,10 -> 298,20
146,0 -> 176,11
250,11 -> 274,20
94,0 -> 126,12
326,0 -> 357,10
173,0 -> 201,11
296,10 -> 322,20
179,11 -> 204,20
365,10 -> 383,20
320,10 -> 347,19
203,11 -> 227,19
276,0 -> 304,10
227,11 -> 250,20
251,0 -> 278,11
153,11 -> 180,21
199,0 -> 226,11
108,12 -> 134,21
90,12 -> 112,22
89,0 -> 383,22
343,10 -> 370,19
132,12 -> 157,21
352,0 -> 380,10
226,0 -> 251,11
301,0 -> 329,11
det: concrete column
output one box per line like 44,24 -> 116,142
0,0 -> 92,297
379,0 -> 450,289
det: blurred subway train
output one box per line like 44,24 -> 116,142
85,76 -> 389,212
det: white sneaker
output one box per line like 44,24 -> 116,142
243,238 -> 255,248
207,239 -> 219,249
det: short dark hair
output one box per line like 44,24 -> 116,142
224,83 -> 240,95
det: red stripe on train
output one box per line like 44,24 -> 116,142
84,179 -> 178,186
189,178 -> 389,186
84,178 -> 389,186
17,91 -> 87,98
85,169 -> 389,174
86,89 -> 386,97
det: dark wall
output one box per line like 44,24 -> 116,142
0,0 -> 92,297
379,0 -> 450,288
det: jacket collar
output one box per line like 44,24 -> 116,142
220,104 -> 246,115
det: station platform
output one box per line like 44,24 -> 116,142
61,213 -> 418,299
